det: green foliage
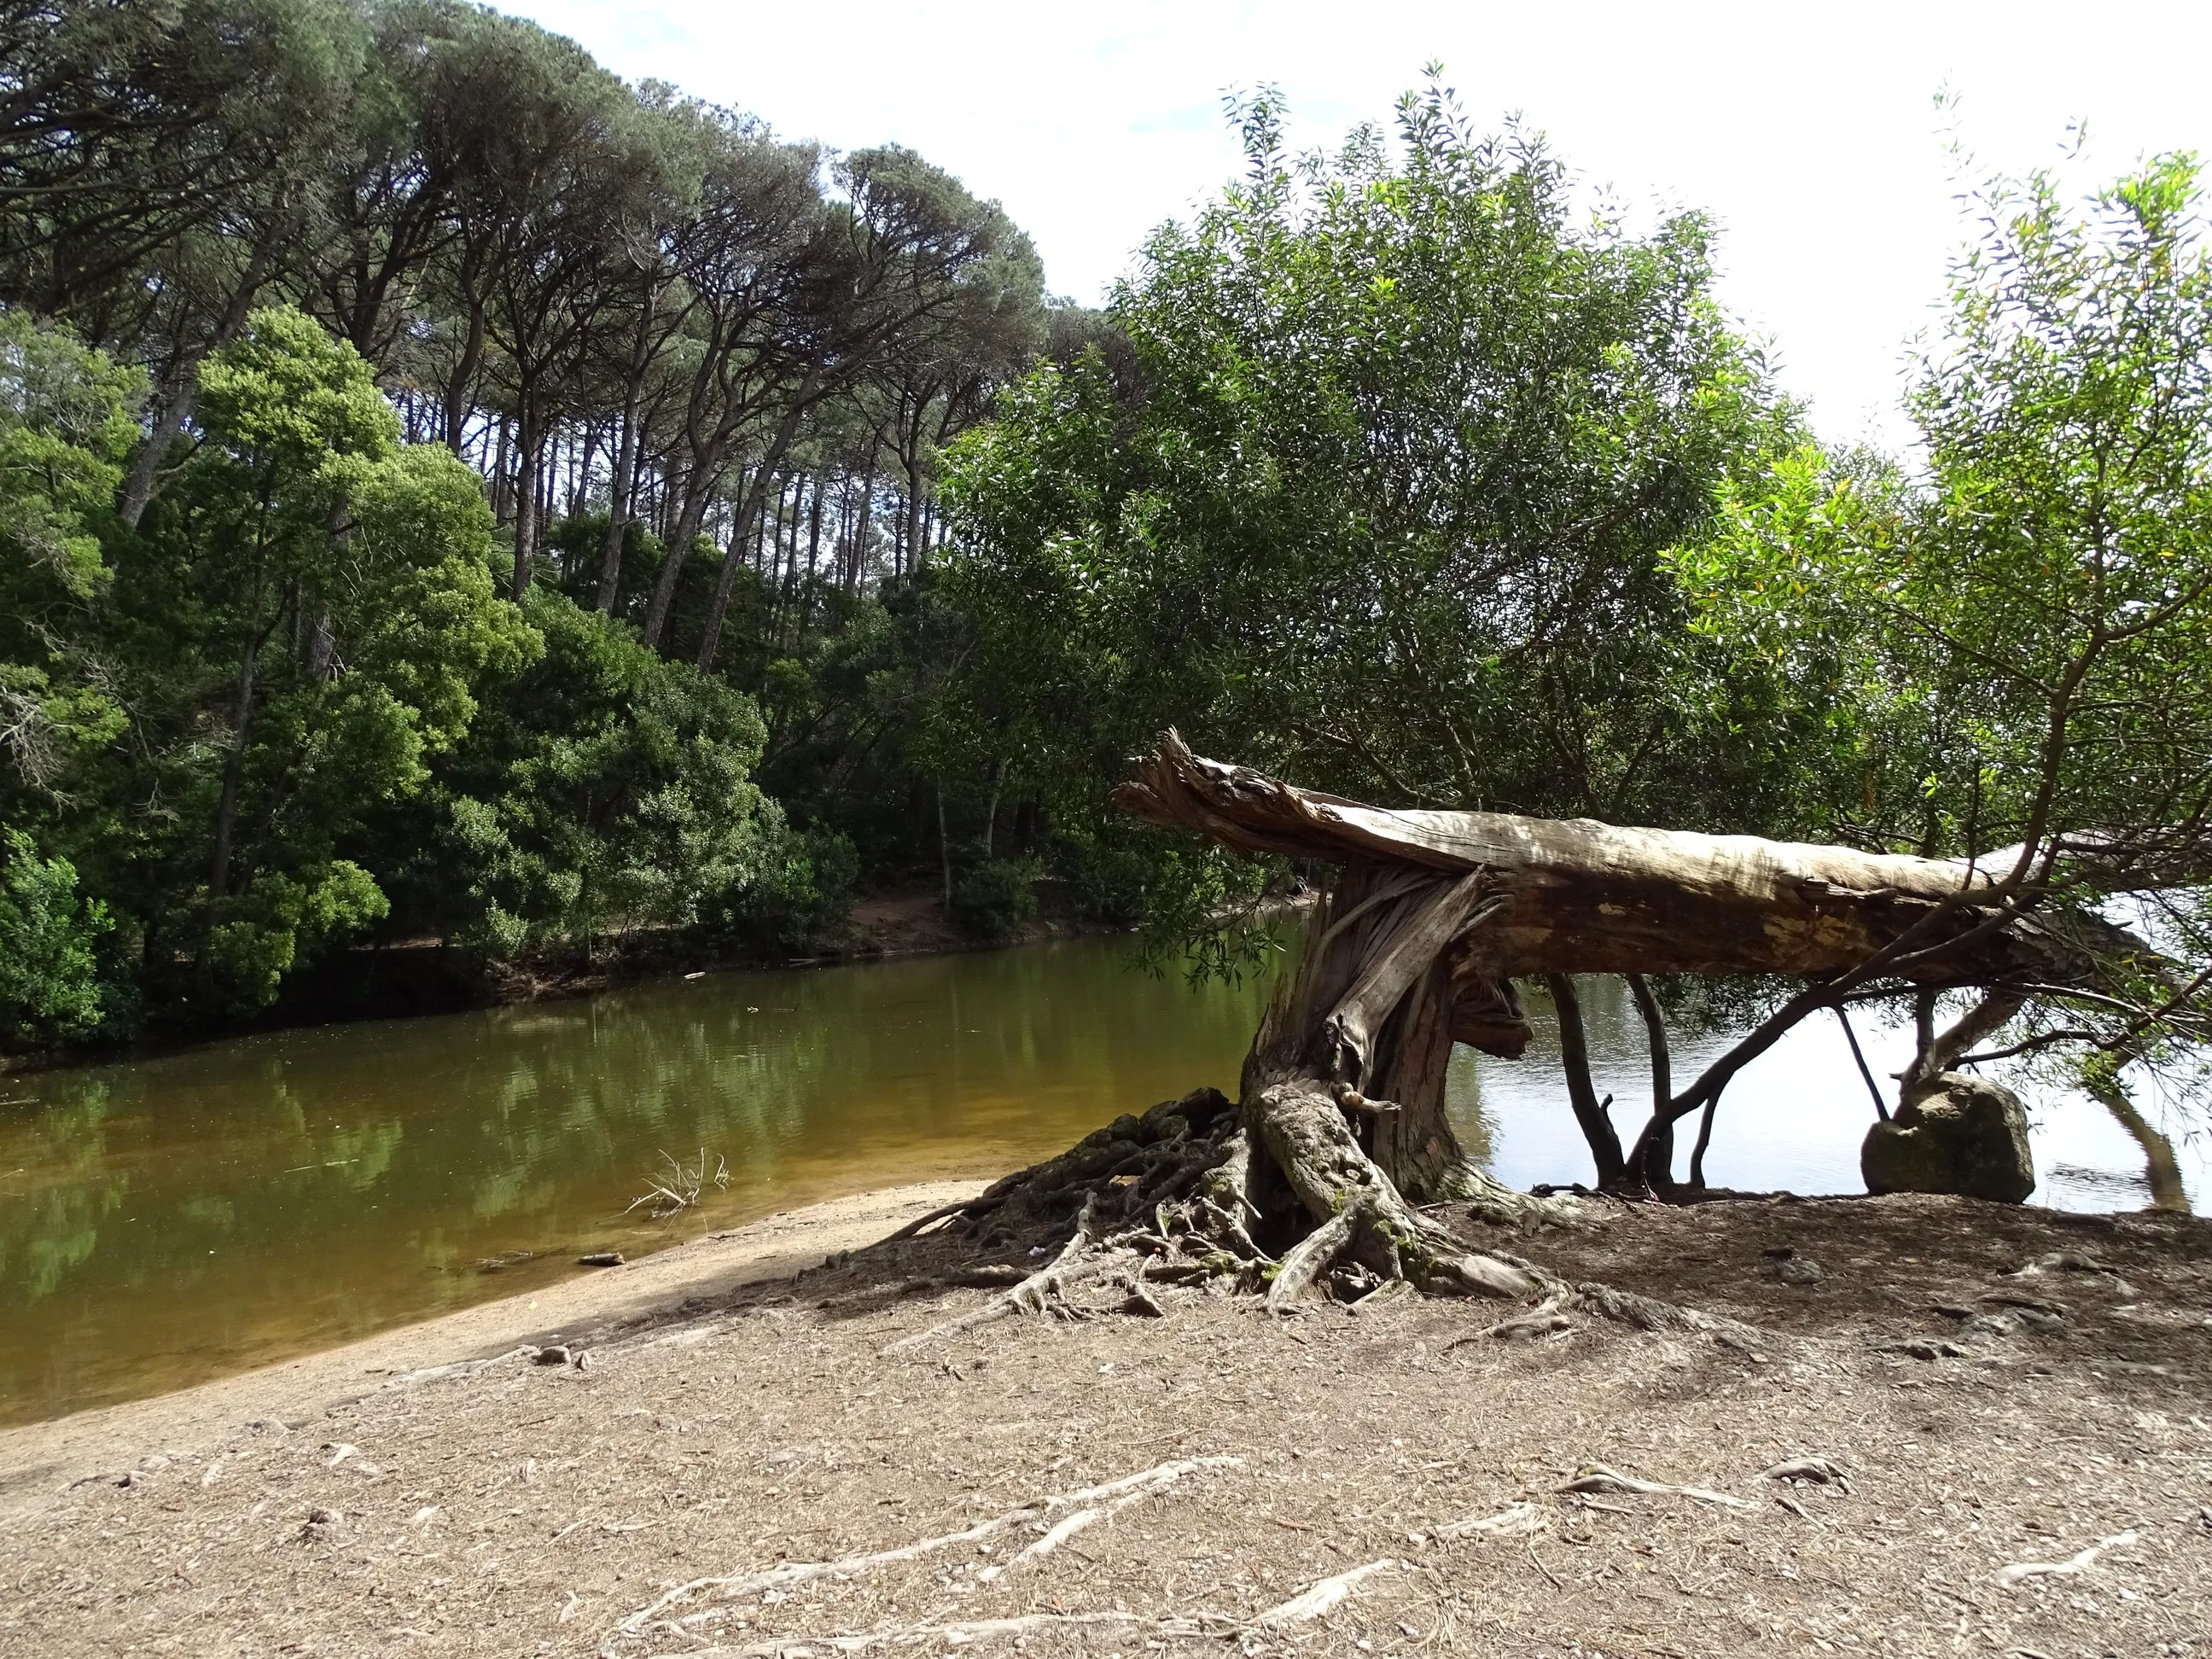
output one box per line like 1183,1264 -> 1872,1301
108,306 -> 538,1010
204,859 -> 387,1011
1673,152 -> 2212,1079
0,829 -> 113,1045
0,311 -> 140,801
0,0 -> 1057,1049
940,79 -> 1802,964
712,821 -> 859,952
1676,154 -> 2212,866
951,853 -> 1039,939
418,586 -> 778,955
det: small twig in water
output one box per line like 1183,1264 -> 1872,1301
625,1149 -> 725,1220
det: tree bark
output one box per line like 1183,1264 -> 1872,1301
849,448 -> 876,591
207,607 -> 282,913
638,453 -> 723,649
937,785 -> 954,915
1115,731 -> 2115,994
509,393 -> 541,602
1625,974 -> 1678,1186
1545,973 -> 1625,1187
443,294 -> 487,456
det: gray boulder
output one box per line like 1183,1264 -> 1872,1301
1860,1073 -> 2034,1204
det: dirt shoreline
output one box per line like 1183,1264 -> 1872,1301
0,1181 -> 985,1507
3,1184 -> 2208,1657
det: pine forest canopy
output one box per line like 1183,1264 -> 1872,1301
2,0 -> 1053,1038
3,18 -> 2209,1209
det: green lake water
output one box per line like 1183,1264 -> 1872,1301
0,939 -> 1289,1425
2,934 -> 2194,1427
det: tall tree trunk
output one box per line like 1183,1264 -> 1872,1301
510,393 -> 542,602
490,416 -> 512,524
983,759 -> 1006,858
937,786 -> 955,915
1624,975 -> 1678,1187
119,232 -> 283,527
207,608 -> 281,914
849,449 -> 877,591
806,472 -> 824,584
696,375 -> 819,672
118,357 -> 198,528
443,300 -> 486,456
638,453 -> 723,649
1545,973 -> 1626,1187
597,307 -> 655,614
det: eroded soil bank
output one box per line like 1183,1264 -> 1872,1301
2,1187 -> 2208,1658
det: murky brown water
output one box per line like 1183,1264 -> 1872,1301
0,940 -> 1298,1426
2,937 -> 2190,1428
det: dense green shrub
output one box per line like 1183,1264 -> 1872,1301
951,854 -> 1039,939
0,830 -> 112,1045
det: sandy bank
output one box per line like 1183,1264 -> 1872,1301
0,1187 -> 2208,1658
0,1180 -> 983,1508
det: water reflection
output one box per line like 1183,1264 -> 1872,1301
0,940 -> 1275,1424
3,944 -> 2198,1426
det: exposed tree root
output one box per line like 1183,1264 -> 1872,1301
1253,1558 -> 1403,1627
1997,1529 -> 2139,1589
868,829 -> 1761,1357
1560,1463 -> 1752,1510
678,1610 -> 1208,1656
600,1457 -> 1241,1655
662,1560 -> 1409,1658
1435,1499 -> 1550,1540
870,1071 -> 1761,1364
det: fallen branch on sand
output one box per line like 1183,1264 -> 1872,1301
657,1560 -> 1406,1656
1997,1529 -> 2139,1589
599,1457 -> 1241,1654
1559,1463 -> 1751,1510
1435,1499 -> 1550,1539
1253,1558 -> 1403,1628
679,1611 -> 1206,1656
1761,1456 -> 1850,1491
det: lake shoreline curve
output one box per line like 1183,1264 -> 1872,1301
0,1179 -> 989,1504
2,1177 -> 2208,1655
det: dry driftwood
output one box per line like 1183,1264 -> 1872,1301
1115,731 -> 2104,997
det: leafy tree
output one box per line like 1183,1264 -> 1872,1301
941,80 -> 1799,940
1652,152 -> 2212,1180
0,3 -> 1064,1048
116,305 -> 533,1009
0,310 -> 140,805
0,828 -> 113,1045
408,586 -> 780,958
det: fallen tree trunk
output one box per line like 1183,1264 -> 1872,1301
882,733 -> 2123,1330
1115,731 -> 2103,994
1109,731 -> 2121,1220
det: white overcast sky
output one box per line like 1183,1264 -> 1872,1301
504,1 -> 2212,451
